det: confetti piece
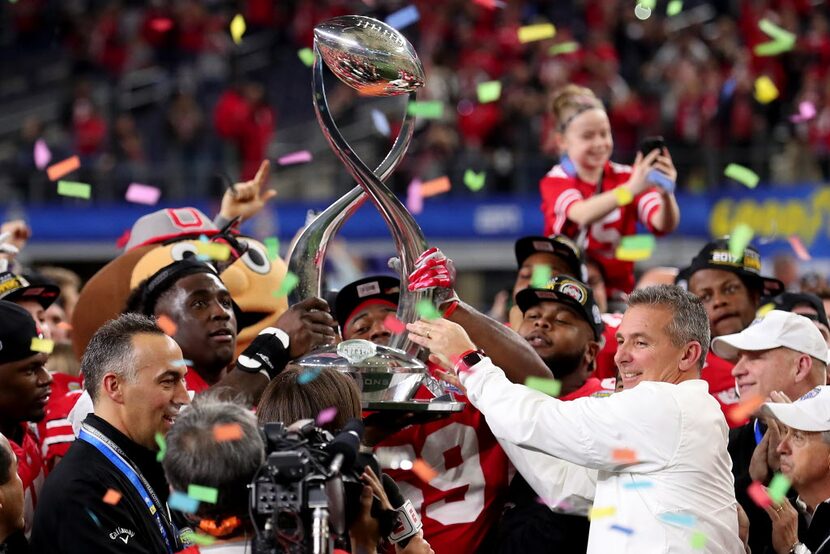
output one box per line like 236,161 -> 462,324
188,484 -> 219,504
747,480 -> 772,508
102,489 -> 122,505
34,139 -> 51,170
30,337 -> 55,354
463,169 -> 486,192
416,299 -> 442,320
297,48 -> 314,67
155,432 -> 167,462
125,183 -> 162,205
213,423 -> 243,442
473,0 -> 507,9
477,81 -> 502,103
524,376 -> 562,397
623,481 -> 653,490
407,101 -> 444,119
169,491 -> 200,514
754,19 -> 796,56
383,314 -> 406,333
588,506 -> 616,520
411,459 -> 438,482
264,237 -> 280,261
149,17 -> 173,32
530,264 -> 552,288
273,271 -> 299,298
172,359 -> 192,367
277,150 -> 313,166
420,176 -> 451,198
615,234 -> 656,262
728,394 -> 763,425
724,163 -> 759,189
47,156 -> 81,181
548,41 -> 580,56
57,180 -> 91,200
790,101 -> 817,123
666,0 -> 682,16
185,532 -> 216,546
659,512 -> 696,527
86,509 -> 102,527
690,531 -> 707,549
195,241 -> 231,262
230,14 -> 246,45
518,23 -> 556,44
298,367 -> 322,384
57,321 -> 73,332
728,224 -> 754,261
385,5 -> 420,30
754,76 -> 779,104
612,448 -> 639,464
316,406 -> 338,426
406,179 -> 423,214
788,235 -> 811,261
767,473 -> 791,503
157,315 -> 178,337
371,109 -> 391,137
610,524 -> 634,535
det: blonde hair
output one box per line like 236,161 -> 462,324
549,84 -> 604,131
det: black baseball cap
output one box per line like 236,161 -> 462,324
675,239 -> 784,297
758,292 -> 830,328
515,275 -> 604,339
0,271 -> 60,310
515,235 -> 586,281
334,276 -> 400,330
0,300 -> 43,365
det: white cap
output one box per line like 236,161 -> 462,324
761,386 -> 830,432
711,310 -> 829,364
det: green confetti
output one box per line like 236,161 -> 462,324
407,101 -> 444,119
298,368 -> 322,384
416,299 -> 442,320
616,234 -> 656,262
728,224 -> 754,261
690,531 -> 707,549
155,432 -> 166,462
57,180 -> 91,199
187,484 -> 219,504
298,48 -> 314,67
264,237 -> 280,261
754,19 -> 796,56
767,473 -> 791,503
666,0 -> 682,16
182,529 -> 216,546
463,169 -> 486,192
524,376 -> 562,397
548,41 -> 580,56
476,81 -> 502,103
530,264 -> 552,288
724,163 -> 759,188
273,271 -> 299,298
638,0 -> 656,8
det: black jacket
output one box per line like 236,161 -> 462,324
798,500 -> 830,554
729,420 -> 775,554
30,414 -> 178,553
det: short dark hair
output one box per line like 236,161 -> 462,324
81,313 -> 164,402
257,367 -> 362,433
628,285 -> 711,369
162,394 -> 264,519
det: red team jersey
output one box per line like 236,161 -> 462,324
375,388 -> 510,554
540,161 -> 666,295
10,423 -> 46,536
593,313 -> 622,381
701,351 -> 744,427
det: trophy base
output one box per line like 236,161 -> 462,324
362,399 -> 466,413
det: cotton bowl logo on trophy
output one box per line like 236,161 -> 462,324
313,16 -> 425,96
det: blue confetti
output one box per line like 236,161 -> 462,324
560,154 -> 577,177
86,509 -> 102,528
610,524 -> 634,535
169,491 -> 200,514
298,368 -> 322,385
385,5 -> 420,30
371,110 -> 391,137
623,481 -> 654,490
172,359 -> 192,367
659,513 -> 697,527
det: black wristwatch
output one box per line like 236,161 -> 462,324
455,349 -> 485,374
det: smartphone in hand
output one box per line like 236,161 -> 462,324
639,136 -> 666,158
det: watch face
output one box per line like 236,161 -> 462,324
462,351 -> 483,367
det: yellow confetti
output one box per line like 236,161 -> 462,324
754,76 -> 779,104
518,23 -> 556,44
588,506 -> 617,520
195,242 -> 231,261
230,14 -> 246,45
30,338 -> 55,354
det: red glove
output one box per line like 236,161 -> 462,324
407,248 -> 459,308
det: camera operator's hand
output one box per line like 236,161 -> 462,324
218,160 -> 277,223
275,297 -> 338,358
349,467 -> 391,554
397,532 -> 435,554
408,248 -> 459,310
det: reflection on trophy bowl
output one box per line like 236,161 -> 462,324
313,15 -> 425,96
290,339 -> 427,402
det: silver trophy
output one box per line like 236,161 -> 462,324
285,15 -> 461,412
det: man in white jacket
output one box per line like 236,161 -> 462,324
408,284 -> 744,553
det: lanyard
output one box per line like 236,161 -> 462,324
79,425 -> 176,553
754,419 -> 764,445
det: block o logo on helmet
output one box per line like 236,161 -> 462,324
557,281 -> 587,304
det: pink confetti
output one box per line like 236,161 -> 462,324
315,406 -> 338,426
125,183 -> 162,205
277,150 -> 313,166
383,314 -> 406,333
790,101 -> 817,123
788,235 -> 811,261
406,179 -> 423,214
747,481 -> 772,508
34,139 -> 51,170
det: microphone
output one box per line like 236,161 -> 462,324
326,418 -> 363,474
382,473 -> 423,546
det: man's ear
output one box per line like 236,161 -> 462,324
793,354 -> 814,384
583,340 -> 601,368
101,373 -> 125,404
679,342 -> 703,373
